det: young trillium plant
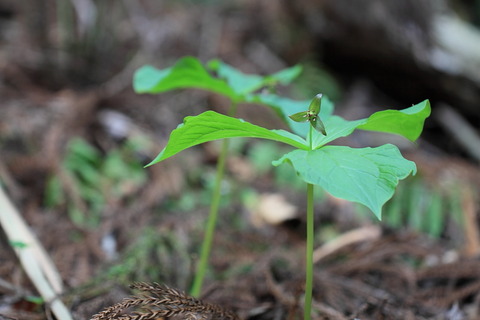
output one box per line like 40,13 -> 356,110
145,95 -> 430,320
134,57 -> 430,320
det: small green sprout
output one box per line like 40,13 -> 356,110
289,93 -> 327,135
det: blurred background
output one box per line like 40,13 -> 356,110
1,0 -> 480,319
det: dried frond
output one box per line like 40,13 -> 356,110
90,298 -> 147,320
90,282 -> 240,320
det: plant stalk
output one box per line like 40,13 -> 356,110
304,183 -> 314,320
304,124 -> 315,320
190,102 -> 238,297
308,120 -> 315,150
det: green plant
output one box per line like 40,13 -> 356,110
143,99 -> 429,319
134,57 -> 430,319
134,56 -> 303,296
379,178 -> 464,239
45,138 -> 147,228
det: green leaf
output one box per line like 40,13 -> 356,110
208,59 -> 302,95
308,93 -> 322,115
272,144 -> 417,219
67,138 -> 101,164
357,100 -> 431,141
134,57 -> 302,103
289,111 -> 309,122
310,117 -> 327,135
258,96 -> 429,147
133,57 -> 237,100
266,65 -> 303,85
309,99 -> 431,149
147,111 -> 308,165
207,59 -> 264,95
425,191 -> 444,238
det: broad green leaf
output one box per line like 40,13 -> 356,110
133,57 -> 237,100
357,100 -> 431,141
147,111 -> 308,165
272,144 -> 417,219
309,99 -> 431,149
208,59 -> 302,95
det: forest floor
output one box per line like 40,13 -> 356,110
1,79 -> 480,320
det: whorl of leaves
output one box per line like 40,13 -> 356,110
90,282 -> 240,320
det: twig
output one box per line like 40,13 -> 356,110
313,225 -> 381,263
312,301 -> 347,320
0,185 -> 73,320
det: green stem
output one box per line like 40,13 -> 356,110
304,183 -> 314,320
309,123 -> 313,150
190,102 -> 238,297
304,124 -> 314,320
